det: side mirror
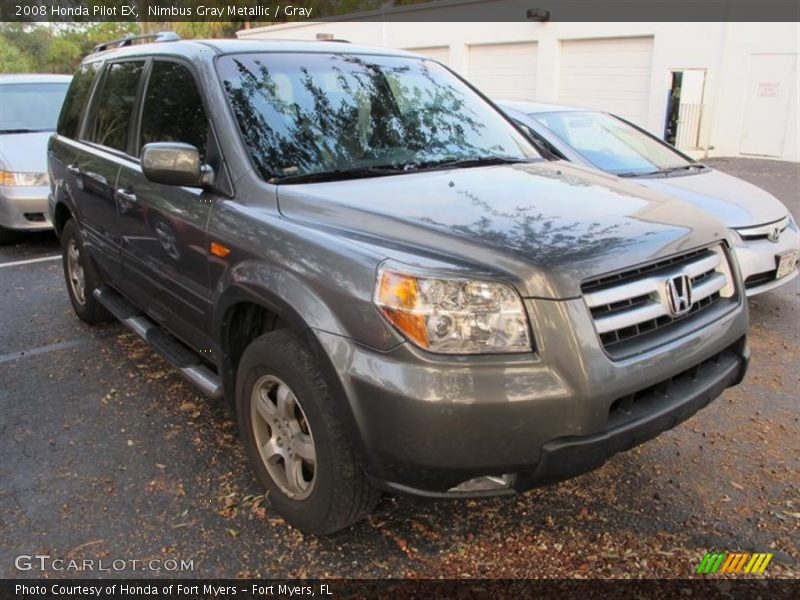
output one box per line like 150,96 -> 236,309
141,142 -> 213,188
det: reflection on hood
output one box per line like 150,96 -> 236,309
277,161 -> 728,298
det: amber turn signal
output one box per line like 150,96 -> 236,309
210,242 -> 231,258
375,270 -> 430,348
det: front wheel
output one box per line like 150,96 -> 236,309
236,329 -> 379,534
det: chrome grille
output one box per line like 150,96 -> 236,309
583,245 -> 736,356
734,215 -> 790,242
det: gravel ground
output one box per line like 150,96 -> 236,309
0,157 -> 797,579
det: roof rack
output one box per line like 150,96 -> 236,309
93,31 -> 180,54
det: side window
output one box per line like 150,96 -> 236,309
57,62 -> 100,138
140,61 -> 209,161
86,61 -> 144,153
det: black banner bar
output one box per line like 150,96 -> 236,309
2,579 -> 799,600
1,0 -> 799,23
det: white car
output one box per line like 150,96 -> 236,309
0,74 -> 72,244
499,101 -> 799,296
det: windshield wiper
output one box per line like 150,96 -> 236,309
270,165 -> 408,184
409,156 -> 534,170
270,156 -> 534,184
618,164 -> 706,178
659,164 -> 706,174
0,128 -> 51,134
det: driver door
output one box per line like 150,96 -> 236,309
115,59 -> 217,352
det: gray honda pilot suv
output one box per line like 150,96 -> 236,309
49,34 -> 749,534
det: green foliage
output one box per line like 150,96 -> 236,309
0,35 -> 36,73
44,36 -> 83,74
171,22 -> 243,40
0,22 -> 139,74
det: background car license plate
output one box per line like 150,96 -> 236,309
776,250 -> 798,279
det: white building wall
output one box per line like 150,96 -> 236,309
239,17 -> 799,161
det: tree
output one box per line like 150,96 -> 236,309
0,35 -> 35,73
0,22 -> 140,74
44,35 -> 83,73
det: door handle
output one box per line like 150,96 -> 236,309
67,164 -> 81,176
116,188 -> 137,203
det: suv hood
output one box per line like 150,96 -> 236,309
636,168 -> 788,229
277,162 -> 729,299
0,131 -> 52,172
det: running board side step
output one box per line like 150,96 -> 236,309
93,286 -> 223,399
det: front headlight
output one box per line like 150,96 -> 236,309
374,267 -> 532,354
0,170 -> 49,187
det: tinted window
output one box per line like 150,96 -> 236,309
86,61 -> 144,152
57,63 -> 99,138
140,61 -> 208,160
217,53 -> 537,181
1,82 -> 70,134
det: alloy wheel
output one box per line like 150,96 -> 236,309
66,238 -> 86,305
251,374 -> 317,499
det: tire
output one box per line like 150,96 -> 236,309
236,329 -> 380,534
60,219 -> 112,325
0,225 -> 23,246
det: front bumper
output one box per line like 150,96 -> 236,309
513,339 -> 747,492
316,294 -> 749,497
0,185 -> 53,231
734,226 -> 800,296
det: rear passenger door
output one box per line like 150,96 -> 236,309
116,59 -> 217,352
64,60 -> 145,278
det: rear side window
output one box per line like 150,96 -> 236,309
57,63 -> 99,138
85,61 -> 144,153
139,61 -> 209,160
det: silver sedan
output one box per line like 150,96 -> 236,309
499,100 -> 799,296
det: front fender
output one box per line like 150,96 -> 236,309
212,259 -> 376,345
211,263 -> 385,475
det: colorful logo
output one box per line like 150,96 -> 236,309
696,552 -> 773,574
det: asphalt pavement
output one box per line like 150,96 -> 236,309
0,157 -> 797,579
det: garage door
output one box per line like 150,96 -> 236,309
468,42 -> 537,100
406,46 -> 450,65
558,37 -> 654,126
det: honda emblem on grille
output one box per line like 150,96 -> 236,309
767,227 -> 781,243
666,274 -> 693,316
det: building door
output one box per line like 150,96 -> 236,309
740,54 -> 797,158
665,69 -> 706,150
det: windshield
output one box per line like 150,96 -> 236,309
217,52 -> 538,181
530,111 -> 693,175
0,82 -> 70,133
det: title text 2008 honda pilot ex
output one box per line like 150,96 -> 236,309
48,34 -> 749,534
